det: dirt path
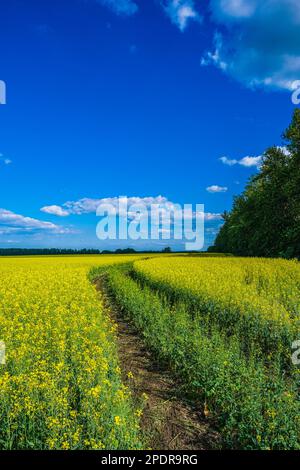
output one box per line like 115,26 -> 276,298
96,276 -> 221,451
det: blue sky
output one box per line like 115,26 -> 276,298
0,0 -> 299,250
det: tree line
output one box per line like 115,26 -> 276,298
0,247 -> 173,256
0,248 -> 102,256
209,109 -> 300,259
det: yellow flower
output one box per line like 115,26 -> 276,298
47,438 -> 57,450
114,416 -> 122,426
0,254 -> 144,450
89,385 -> 101,398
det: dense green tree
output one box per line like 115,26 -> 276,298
212,110 -> 300,259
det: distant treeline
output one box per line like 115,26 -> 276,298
209,109 -> 300,259
0,247 -> 173,256
0,248 -> 102,256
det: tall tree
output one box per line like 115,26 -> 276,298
212,110 -> 300,258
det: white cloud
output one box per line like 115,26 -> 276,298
206,185 -> 228,193
78,1 -> 300,92
220,147 -> 290,169
220,154 -> 262,168
202,0 -> 300,90
97,0 -> 138,16
205,212 -> 222,221
219,156 -> 237,166
40,195 -> 222,223
0,154 -> 12,165
162,0 -> 201,31
0,208 -> 72,234
60,196 -> 168,216
41,205 -> 70,217
239,155 -> 262,168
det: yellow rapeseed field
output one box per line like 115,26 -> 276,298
107,255 -> 300,449
133,256 -> 300,360
1,254 -> 299,450
0,255 -> 143,450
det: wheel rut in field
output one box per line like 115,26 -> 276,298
95,275 -> 221,451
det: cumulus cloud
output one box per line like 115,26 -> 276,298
0,208 -> 72,234
40,195 -> 222,222
238,155 -> 263,167
41,205 -> 70,217
219,156 -> 238,166
162,0 -> 201,31
96,0 -> 138,16
220,147 -> 290,168
206,185 -> 228,193
202,0 -> 300,90
60,196 -> 168,216
98,1 -> 300,91
220,154 -> 262,168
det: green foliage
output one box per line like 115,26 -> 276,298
213,109 -> 300,259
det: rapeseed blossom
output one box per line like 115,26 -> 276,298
0,255 -> 143,450
134,256 -> 300,361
